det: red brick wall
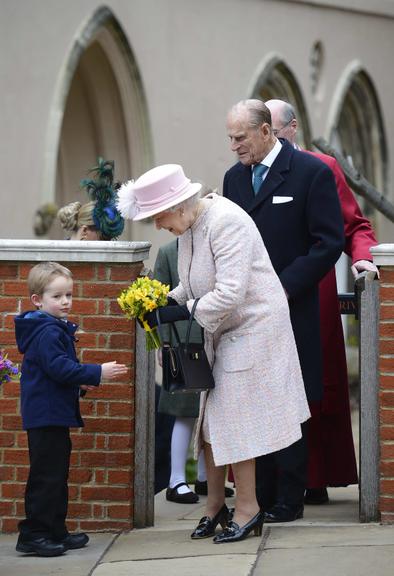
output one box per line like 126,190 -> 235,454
0,261 -> 141,533
379,266 -> 394,524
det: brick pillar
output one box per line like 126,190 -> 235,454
372,245 -> 394,524
0,239 -> 152,533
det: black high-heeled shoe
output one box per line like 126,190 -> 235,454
213,510 -> 264,543
190,504 -> 230,539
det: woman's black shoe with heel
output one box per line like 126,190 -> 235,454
213,510 -> 264,543
190,504 -> 230,539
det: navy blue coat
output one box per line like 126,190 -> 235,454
14,311 -> 101,430
223,139 -> 345,402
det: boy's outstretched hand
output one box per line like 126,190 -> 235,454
101,361 -> 128,380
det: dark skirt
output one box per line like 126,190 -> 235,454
158,386 -> 200,418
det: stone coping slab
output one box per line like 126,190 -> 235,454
371,243 -> 394,265
0,239 -> 151,263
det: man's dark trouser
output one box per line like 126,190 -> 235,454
18,426 -> 71,540
255,421 -> 308,511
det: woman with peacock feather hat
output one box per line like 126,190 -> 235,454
57,157 -> 124,240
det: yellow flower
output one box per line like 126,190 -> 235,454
117,277 -> 170,350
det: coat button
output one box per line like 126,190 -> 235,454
230,336 -> 236,342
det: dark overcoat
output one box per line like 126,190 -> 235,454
223,139 -> 344,402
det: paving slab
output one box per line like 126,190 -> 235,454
101,527 -> 262,561
301,486 -> 360,524
93,554 -> 257,576
0,533 -> 116,576
255,545 -> 394,576
265,524 -> 394,548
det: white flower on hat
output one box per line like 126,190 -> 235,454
116,180 -> 139,219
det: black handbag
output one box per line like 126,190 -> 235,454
156,299 -> 215,394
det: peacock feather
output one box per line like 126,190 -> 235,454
80,157 -> 124,239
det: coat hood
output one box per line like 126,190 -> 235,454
14,311 -> 77,354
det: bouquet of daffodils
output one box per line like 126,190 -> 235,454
117,276 -> 170,350
0,350 -> 20,385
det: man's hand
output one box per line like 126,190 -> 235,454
101,361 -> 128,380
351,259 -> 380,279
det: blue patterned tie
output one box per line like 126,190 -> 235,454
252,164 -> 269,195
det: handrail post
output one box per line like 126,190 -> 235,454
356,270 -> 380,522
133,325 -> 156,527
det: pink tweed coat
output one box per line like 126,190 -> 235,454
170,194 -> 310,466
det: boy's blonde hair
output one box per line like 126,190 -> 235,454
27,262 -> 73,296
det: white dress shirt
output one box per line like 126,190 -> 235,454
252,138 -> 282,187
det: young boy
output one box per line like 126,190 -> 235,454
14,262 -> 127,557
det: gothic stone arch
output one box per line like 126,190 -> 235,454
41,6 -> 153,240
249,53 -> 312,150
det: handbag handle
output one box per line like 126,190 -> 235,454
185,298 -> 200,349
155,306 -> 182,345
155,298 -> 200,348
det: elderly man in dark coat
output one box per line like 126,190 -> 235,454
223,99 -> 344,522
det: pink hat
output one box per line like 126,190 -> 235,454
117,164 -> 202,221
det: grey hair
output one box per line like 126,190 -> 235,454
279,101 -> 296,125
167,190 -> 201,213
229,99 -> 272,128
195,182 -> 214,198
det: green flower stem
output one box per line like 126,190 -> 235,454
145,327 -> 162,350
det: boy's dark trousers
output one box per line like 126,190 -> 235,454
18,426 -> 71,541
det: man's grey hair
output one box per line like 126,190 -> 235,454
229,99 -> 272,128
279,101 -> 296,125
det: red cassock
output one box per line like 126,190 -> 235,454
307,152 -> 377,488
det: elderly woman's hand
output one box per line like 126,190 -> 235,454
144,304 -> 190,328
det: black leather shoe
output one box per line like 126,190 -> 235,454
58,532 -> 89,550
16,536 -> 66,557
213,511 -> 264,543
166,482 -> 199,504
191,504 -> 230,539
264,503 -> 304,523
304,487 -> 329,505
194,480 -> 235,498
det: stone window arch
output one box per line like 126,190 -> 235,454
40,6 -> 153,239
249,54 -> 312,149
328,62 -> 387,220
328,63 -> 387,345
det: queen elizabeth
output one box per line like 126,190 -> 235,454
118,164 -> 310,543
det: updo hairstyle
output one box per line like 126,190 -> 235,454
57,201 -> 96,234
